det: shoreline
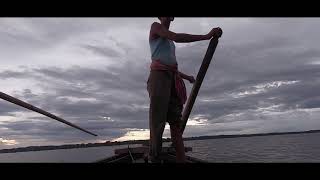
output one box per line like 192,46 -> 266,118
1,129 -> 320,154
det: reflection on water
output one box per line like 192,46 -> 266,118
185,132 -> 320,162
1,133 -> 320,162
0,144 -> 141,163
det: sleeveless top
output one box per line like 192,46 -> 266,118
149,37 -> 177,65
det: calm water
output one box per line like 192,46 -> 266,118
1,132 -> 320,163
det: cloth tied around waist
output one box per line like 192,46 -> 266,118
150,60 -> 187,105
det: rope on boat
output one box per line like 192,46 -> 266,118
128,145 -> 135,163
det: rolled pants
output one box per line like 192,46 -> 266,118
147,70 -> 183,158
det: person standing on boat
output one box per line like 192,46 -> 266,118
147,17 -> 222,162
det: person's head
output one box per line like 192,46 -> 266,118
158,17 -> 174,29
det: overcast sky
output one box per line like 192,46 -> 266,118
1,18 -> 320,149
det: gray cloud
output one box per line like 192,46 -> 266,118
0,101 -> 26,115
82,44 -> 121,58
1,18 -> 320,148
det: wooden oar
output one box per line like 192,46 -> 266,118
0,91 -> 97,136
181,36 -> 221,134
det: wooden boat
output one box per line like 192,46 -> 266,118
95,145 -> 208,163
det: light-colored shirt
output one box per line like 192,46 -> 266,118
149,37 -> 177,65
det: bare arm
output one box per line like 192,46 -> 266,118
151,22 -> 217,43
179,71 -> 190,79
179,72 -> 195,84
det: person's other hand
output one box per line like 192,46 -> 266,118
188,76 -> 196,84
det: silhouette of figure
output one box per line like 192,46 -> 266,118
147,17 -> 222,162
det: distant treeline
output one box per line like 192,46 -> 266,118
1,129 -> 320,154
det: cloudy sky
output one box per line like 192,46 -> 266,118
1,18 -> 320,149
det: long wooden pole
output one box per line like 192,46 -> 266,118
0,91 -> 97,136
181,37 -> 220,134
